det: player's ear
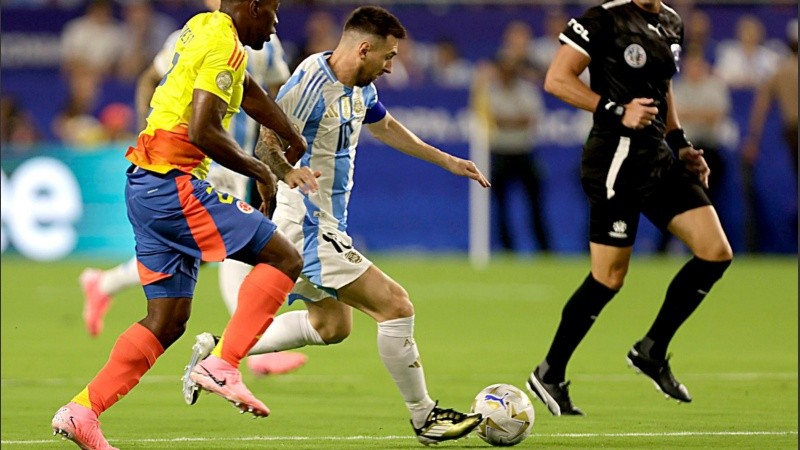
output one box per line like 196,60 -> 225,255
249,0 -> 259,17
358,41 -> 371,59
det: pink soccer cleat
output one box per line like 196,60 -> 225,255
190,355 -> 270,417
246,352 -> 308,377
79,269 -> 112,338
51,402 -> 118,450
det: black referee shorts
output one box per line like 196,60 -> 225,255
581,143 -> 711,248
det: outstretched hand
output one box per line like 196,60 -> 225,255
678,146 -> 710,189
448,156 -> 490,188
284,167 -> 321,194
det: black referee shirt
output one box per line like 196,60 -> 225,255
560,0 -> 683,145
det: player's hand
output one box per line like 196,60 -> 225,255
257,173 -> 278,216
284,135 -> 308,166
678,146 -> 710,189
622,98 -> 658,129
448,156 -> 491,188
283,167 -> 321,194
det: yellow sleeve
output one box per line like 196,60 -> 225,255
194,35 -> 245,104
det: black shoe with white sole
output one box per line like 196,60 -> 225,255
525,366 -> 584,416
627,342 -> 692,403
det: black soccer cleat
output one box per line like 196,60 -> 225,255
525,366 -> 584,416
412,401 -> 482,446
627,342 -> 692,403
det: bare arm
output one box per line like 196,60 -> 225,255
544,45 -> 598,112
666,81 -> 710,188
240,72 -> 306,165
742,75 -> 776,165
134,64 -> 163,132
366,112 -> 490,187
253,125 -> 320,214
189,89 -> 272,185
545,44 -> 657,129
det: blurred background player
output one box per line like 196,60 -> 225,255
471,53 -> 550,254
183,6 -> 490,445
742,18 -> 798,177
78,0 -> 307,377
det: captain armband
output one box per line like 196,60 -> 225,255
665,128 -> 693,154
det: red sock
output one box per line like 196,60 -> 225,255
213,264 -> 294,367
72,323 -> 164,416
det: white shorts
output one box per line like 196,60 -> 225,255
273,204 -> 371,304
206,163 -> 249,199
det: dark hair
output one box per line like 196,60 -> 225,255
344,6 -> 407,40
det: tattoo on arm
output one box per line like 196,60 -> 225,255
255,126 -> 294,181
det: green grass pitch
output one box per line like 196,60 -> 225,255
1,255 -> 797,449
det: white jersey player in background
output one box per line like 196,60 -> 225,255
183,6 -> 491,445
78,0 -> 307,378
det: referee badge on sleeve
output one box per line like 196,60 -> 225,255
216,71 -> 233,91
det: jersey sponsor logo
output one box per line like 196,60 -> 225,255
216,70 -> 233,91
623,44 -> 646,68
647,23 -> 663,37
236,200 -> 254,214
568,18 -> 590,42
609,220 -> 628,239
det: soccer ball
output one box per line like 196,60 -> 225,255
470,383 -> 535,446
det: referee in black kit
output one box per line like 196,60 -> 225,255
525,0 -> 733,416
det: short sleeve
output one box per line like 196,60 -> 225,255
362,83 -> 386,124
559,6 -> 609,60
194,37 -> 244,105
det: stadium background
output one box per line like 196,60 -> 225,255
0,2 -> 797,448
1,0 -> 797,261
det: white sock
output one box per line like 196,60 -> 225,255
99,257 -> 139,295
248,310 -> 325,355
377,315 -> 435,428
218,259 -> 252,314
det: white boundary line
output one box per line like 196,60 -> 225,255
3,431 -> 797,445
1,372 -> 797,387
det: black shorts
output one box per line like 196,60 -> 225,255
581,136 -> 711,247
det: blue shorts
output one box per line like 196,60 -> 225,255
125,165 -> 276,299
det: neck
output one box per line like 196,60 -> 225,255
633,0 -> 661,13
327,46 -> 358,87
218,6 -> 240,35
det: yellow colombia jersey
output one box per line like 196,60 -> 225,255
125,11 -> 248,179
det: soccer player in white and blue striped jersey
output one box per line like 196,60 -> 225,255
240,6 -> 490,445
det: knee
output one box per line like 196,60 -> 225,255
592,267 -> 627,291
697,242 -> 733,263
316,321 -> 351,345
279,247 -> 304,281
382,285 -> 415,320
142,314 -> 188,348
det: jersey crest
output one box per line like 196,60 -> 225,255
624,44 -> 647,68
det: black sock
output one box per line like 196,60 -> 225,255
540,273 -> 618,383
645,256 -> 731,360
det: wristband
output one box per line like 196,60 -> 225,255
665,128 -> 692,153
597,97 -> 626,122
